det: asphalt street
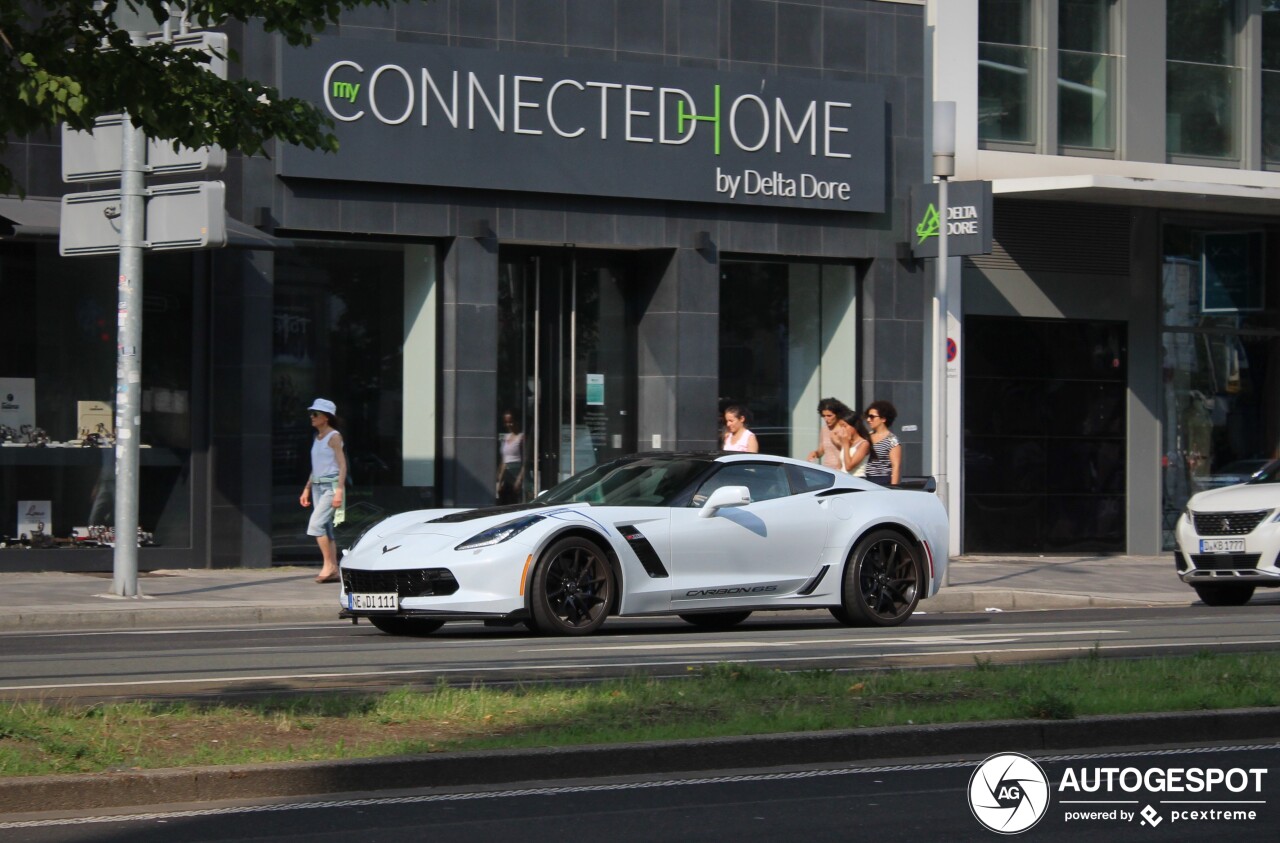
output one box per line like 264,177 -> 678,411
3,744 -> 1277,842
1,554 -> 1278,818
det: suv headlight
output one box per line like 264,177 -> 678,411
456,515 -> 545,550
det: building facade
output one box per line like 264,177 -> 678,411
0,0 -> 931,570
933,0 -> 1280,555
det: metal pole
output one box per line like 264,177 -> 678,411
932,100 -> 956,585
110,32 -> 149,598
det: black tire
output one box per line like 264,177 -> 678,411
829,605 -> 855,626
528,536 -> 614,635
838,529 -> 923,627
1193,584 -> 1256,606
368,616 -> 446,636
678,611 -> 752,630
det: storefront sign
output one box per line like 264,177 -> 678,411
909,181 -> 993,258
279,41 -> 886,212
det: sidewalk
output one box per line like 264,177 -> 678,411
0,554 -> 1191,631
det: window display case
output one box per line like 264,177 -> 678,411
0,243 -> 195,555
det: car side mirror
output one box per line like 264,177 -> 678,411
699,485 -> 751,518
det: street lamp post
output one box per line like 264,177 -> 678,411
933,101 -> 955,583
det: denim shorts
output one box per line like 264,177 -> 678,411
307,483 -> 336,539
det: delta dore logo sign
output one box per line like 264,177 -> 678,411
280,39 -> 886,211
910,180 -> 993,258
966,752 -> 1270,835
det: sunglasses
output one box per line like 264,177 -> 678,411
309,411 -> 323,417
865,413 -> 880,420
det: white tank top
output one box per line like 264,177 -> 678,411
311,430 -> 340,479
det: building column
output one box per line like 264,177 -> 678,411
209,248 -> 273,568
638,246 -> 719,453
440,235 -> 498,507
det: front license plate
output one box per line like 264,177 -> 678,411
349,592 -> 398,611
1200,539 -> 1245,554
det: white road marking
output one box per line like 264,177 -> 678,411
521,629 -> 1125,652
2,637 -> 1276,694
2,744 -> 1275,829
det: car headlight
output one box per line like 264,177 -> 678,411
456,515 -> 545,550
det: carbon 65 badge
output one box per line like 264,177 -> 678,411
969,752 -> 1051,834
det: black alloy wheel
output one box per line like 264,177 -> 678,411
1193,583 -> 1256,606
678,611 -> 753,630
835,529 -> 922,627
529,536 -> 614,635
367,616 -> 446,636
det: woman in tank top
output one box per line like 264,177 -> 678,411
863,400 -> 901,486
721,404 -> 759,453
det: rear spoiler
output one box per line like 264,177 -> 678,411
894,476 -> 937,492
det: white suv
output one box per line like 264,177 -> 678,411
1175,459 -> 1280,606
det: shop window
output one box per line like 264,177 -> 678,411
1160,223 -> 1280,549
270,243 -> 436,559
1167,0 -> 1242,161
0,244 -> 194,550
718,261 -> 857,462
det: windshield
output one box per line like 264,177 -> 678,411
1245,460 -> 1280,485
539,457 -> 711,506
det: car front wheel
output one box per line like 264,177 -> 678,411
528,537 -> 614,635
367,616 -> 446,636
838,529 -> 922,627
1193,583 -> 1256,606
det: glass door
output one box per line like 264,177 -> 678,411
497,248 -> 636,500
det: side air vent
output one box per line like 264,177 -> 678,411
617,524 -> 669,578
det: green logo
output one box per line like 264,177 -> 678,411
916,202 -> 939,244
677,84 -> 722,155
331,80 -> 361,103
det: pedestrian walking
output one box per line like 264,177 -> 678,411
299,398 -> 347,583
834,409 -> 872,476
496,410 -> 526,504
863,400 -> 901,486
807,397 -> 852,469
721,404 -> 759,453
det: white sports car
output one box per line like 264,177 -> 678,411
338,452 -> 949,636
1175,458 -> 1280,606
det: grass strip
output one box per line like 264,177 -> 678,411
1,649 -> 1277,778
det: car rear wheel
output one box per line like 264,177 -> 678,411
367,616 -> 446,636
1193,583 -> 1256,606
838,529 -> 922,627
528,537 -> 614,635
678,611 -> 752,630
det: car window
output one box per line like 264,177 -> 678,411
540,457 -> 710,506
691,463 -> 791,507
1246,459 -> 1280,485
786,463 -> 835,493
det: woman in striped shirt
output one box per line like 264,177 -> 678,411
863,400 -> 901,486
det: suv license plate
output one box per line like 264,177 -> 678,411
350,592 -> 398,611
1200,539 -> 1245,554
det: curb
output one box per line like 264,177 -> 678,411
0,591 -> 1191,632
1,709 -> 1276,814
1,606 -> 340,631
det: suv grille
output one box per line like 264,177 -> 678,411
342,568 -> 459,598
1189,554 -> 1261,570
1192,510 -> 1271,536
